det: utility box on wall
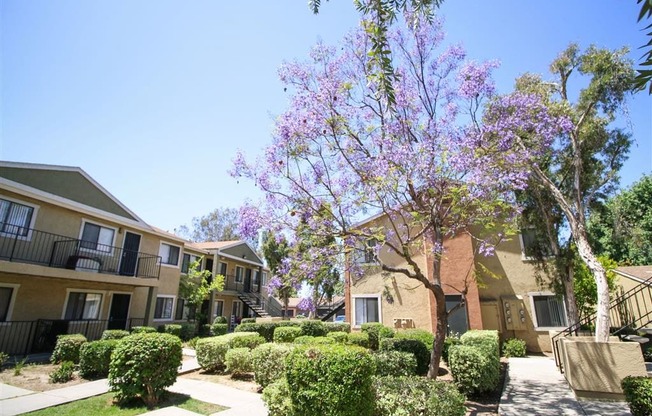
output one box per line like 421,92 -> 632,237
502,297 -> 527,331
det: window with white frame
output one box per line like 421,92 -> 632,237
0,198 -> 36,237
214,300 -> 224,317
154,296 -> 174,320
0,285 -> 18,322
159,243 -> 180,266
530,293 -> 567,328
519,228 -> 552,259
262,272 -> 268,287
65,292 -> 102,320
353,295 -> 380,326
235,266 -> 244,283
354,239 -> 379,264
232,300 -> 242,317
218,262 -> 227,275
181,253 -> 201,274
80,221 -> 115,253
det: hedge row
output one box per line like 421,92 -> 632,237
448,330 -> 500,395
195,332 -> 265,372
235,320 -> 352,342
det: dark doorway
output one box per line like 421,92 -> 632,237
244,268 -> 252,292
108,293 -> 131,330
205,258 -> 214,284
446,295 -> 469,335
119,232 -> 141,276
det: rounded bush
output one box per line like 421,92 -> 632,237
443,334 -> 461,363
211,323 -> 228,336
380,338 -> 430,376
225,347 -> 253,376
299,320 -> 328,337
502,338 -> 527,358
108,333 -> 182,407
196,336 -> 231,372
180,323 -> 197,341
79,339 -> 119,379
347,332 -> 370,348
460,330 -> 500,360
162,324 -> 182,338
241,317 -> 256,324
101,330 -> 130,340
373,375 -> 466,416
230,333 -> 266,349
285,344 -> 376,416
131,326 -> 157,334
395,329 -> 434,352
262,378 -> 294,416
448,344 -> 499,395
326,331 -> 349,343
49,361 -> 75,384
372,350 -> 417,377
274,326 -> 302,343
51,334 -> 87,364
252,343 -> 294,388
324,322 -> 351,333
213,316 -> 228,324
622,376 -> 652,416
293,335 -> 316,345
361,323 -> 394,350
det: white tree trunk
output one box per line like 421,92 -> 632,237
574,233 -> 609,342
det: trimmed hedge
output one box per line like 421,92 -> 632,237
79,339 -> 119,379
622,376 -> 652,416
293,335 -> 316,345
372,350 -> 417,377
101,330 -> 130,340
395,329 -> 434,352
109,333 -> 182,407
460,330 -> 500,359
502,338 -> 527,358
373,375 -> 466,416
230,333 -> 266,350
274,327 -> 302,343
252,343 -> 294,388
443,334 -> 461,363
131,326 -> 157,334
324,322 -> 351,333
211,323 -> 228,336
262,378 -> 294,416
347,332 -> 370,349
235,321 -> 300,342
241,318 -> 257,324
213,316 -> 228,324
286,344 -> 376,416
180,323 -> 197,341
326,331 -> 349,343
299,320 -> 328,337
162,324 -> 182,338
361,323 -> 395,350
448,345 -> 500,395
49,361 -> 75,384
51,334 -> 87,364
380,338 -> 430,376
225,347 -> 253,375
196,333 -> 266,372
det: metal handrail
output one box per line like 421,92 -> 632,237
0,223 -> 161,278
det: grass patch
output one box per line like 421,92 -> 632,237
24,391 -> 227,415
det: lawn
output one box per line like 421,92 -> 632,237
23,392 -> 227,415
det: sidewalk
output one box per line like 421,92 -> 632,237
499,356 -> 632,416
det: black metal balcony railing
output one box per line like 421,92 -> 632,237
221,274 -> 261,293
0,224 -> 161,279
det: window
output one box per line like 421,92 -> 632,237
254,270 -> 260,286
353,295 -> 380,326
520,228 -> 552,259
0,198 -> 35,237
218,262 -> 227,276
235,266 -> 244,283
80,222 -> 115,253
531,293 -> 568,328
232,300 -> 242,317
159,243 -> 180,266
65,292 -> 102,320
354,239 -> 379,264
262,272 -> 268,287
214,300 -> 224,317
175,298 -> 194,321
154,296 -> 174,320
181,253 -> 200,273
0,286 -> 16,322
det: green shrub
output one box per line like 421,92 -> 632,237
131,326 -> 156,334
211,323 -> 228,336
395,329 -> 434,353
213,316 -> 228,324
79,340 -> 119,379
199,324 -> 211,337
262,378 -> 295,416
502,338 -> 527,358
196,333 -> 265,372
622,376 -> 652,416
236,321 -> 300,342
109,333 -> 182,407
285,344 -> 376,416
373,375 -> 466,416
241,317 -> 256,324
443,334 -> 461,363
448,344 -> 500,395
326,331 -> 349,343
49,361 -> 75,384
372,350 -> 417,377
347,332 -> 370,349
225,347 -> 253,376
162,324 -> 182,338
312,336 -> 336,345
460,330 -> 500,359
101,330 -> 130,340
0,351 -> 8,367
380,338 -> 430,376
361,323 -> 395,350
293,335 -> 316,345
324,322 -> 351,333
180,323 -> 197,341
51,334 -> 87,364
274,327 -> 302,343
252,343 -> 294,388
230,333 -> 266,350
299,320 -> 328,337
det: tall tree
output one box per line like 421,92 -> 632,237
635,0 -> 652,93
176,207 -> 251,244
178,258 -> 224,324
232,19 -> 533,378
486,44 -> 636,341
261,231 -> 296,318
588,174 -> 652,265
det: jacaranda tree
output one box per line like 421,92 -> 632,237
231,18 -> 566,377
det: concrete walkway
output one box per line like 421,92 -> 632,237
499,356 -> 632,416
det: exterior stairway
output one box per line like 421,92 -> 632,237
552,275 -> 652,372
238,293 -> 270,318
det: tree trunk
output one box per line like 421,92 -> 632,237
574,231 -> 609,341
428,285 -> 447,379
562,263 -> 579,325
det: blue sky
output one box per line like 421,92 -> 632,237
2,1 -> 650,233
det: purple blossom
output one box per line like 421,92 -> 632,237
297,297 -> 315,313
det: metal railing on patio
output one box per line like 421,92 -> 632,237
0,223 -> 161,279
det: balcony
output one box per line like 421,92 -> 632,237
0,223 -> 161,279
221,274 -> 261,293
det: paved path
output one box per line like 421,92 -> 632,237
499,356 -> 632,416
